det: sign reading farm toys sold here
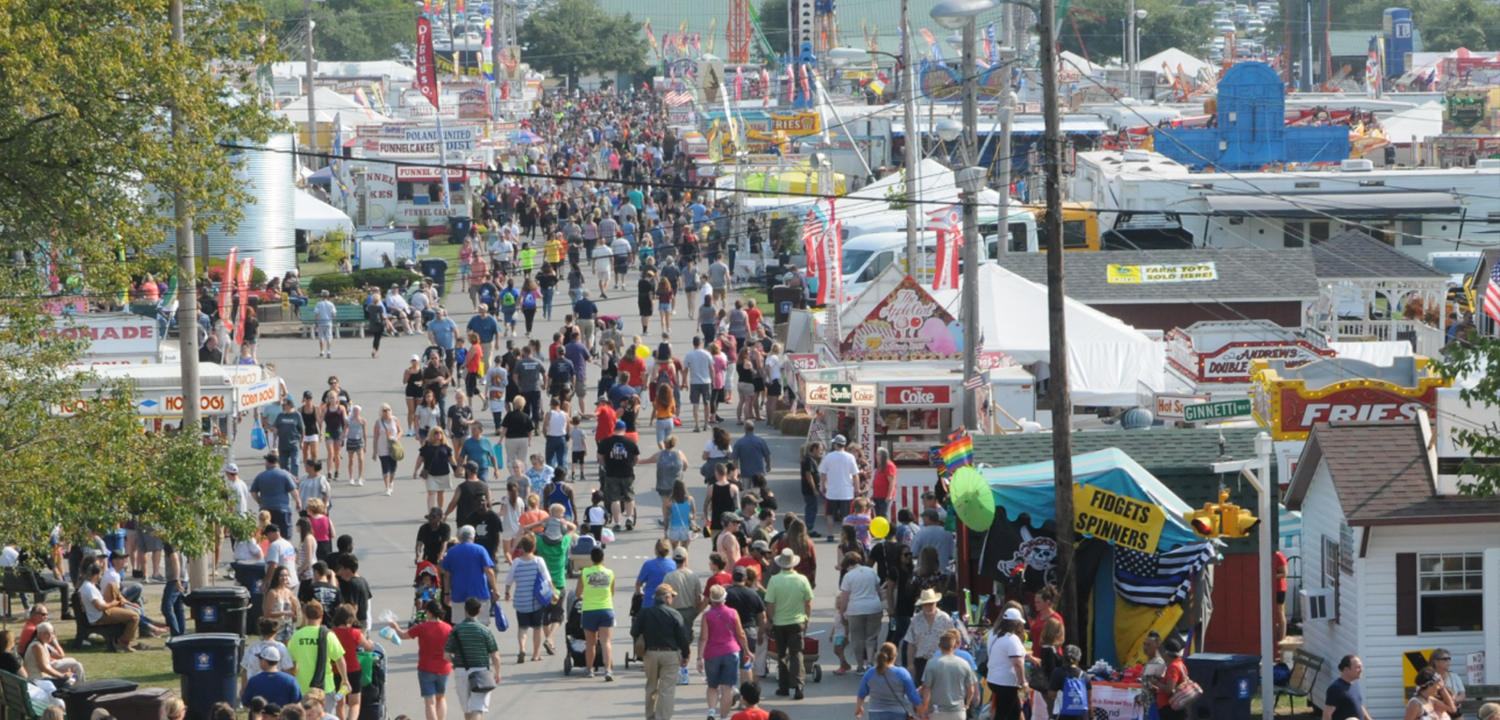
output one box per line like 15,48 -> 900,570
1073,484 -> 1166,554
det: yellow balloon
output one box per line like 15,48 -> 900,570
635,345 -> 651,360
870,516 -> 891,539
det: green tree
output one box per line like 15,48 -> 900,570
0,0 -> 276,555
263,0 -> 418,62
519,0 -> 650,87
1416,0 -> 1500,52
759,0 -> 790,57
1058,0 -> 1211,64
1433,336 -> 1500,497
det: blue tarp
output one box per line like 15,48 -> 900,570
981,447 -> 1203,552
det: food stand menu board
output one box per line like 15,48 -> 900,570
875,382 -> 958,464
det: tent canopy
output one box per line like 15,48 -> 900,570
982,448 -> 1203,552
1138,48 -> 1211,76
1379,100 -> 1443,142
294,189 -> 354,236
962,264 -> 1164,406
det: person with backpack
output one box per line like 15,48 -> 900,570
285,601 -> 348,699
547,353 -> 576,412
498,280 -> 521,338
519,278 -> 542,338
1047,644 -> 1090,720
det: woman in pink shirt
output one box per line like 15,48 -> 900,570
710,342 -> 729,425
872,447 -> 898,520
696,585 -> 748,719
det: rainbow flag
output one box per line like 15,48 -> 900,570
939,432 -> 973,474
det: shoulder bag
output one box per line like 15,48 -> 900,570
1170,676 -> 1203,710
387,421 -> 405,462
453,623 -> 498,694
308,626 -> 332,691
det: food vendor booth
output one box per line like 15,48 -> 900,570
790,272 -> 1036,514
66,362 -> 287,454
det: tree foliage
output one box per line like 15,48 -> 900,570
1433,336 -> 1500,498
759,0 -> 790,57
518,0 -> 650,86
1319,0 -> 1500,53
1057,0 -> 1212,63
0,0 -> 276,556
263,0 -> 419,62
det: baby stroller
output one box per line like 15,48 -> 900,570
566,533 -> 597,580
621,591 -> 644,669
561,591 -> 608,676
766,633 -> 823,683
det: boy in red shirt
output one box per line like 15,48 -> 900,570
730,681 -> 768,720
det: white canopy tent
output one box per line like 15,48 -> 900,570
1138,47 -> 1212,76
295,189 -> 354,236
280,88 -> 394,124
960,264 -> 1165,406
1379,101 -> 1444,143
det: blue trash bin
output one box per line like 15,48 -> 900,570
1183,652 -> 1260,720
231,561 -> 267,630
167,633 -> 244,720
183,585 -> 251,636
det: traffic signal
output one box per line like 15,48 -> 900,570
1182,490 -> 1260,539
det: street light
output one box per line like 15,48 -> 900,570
936,118 -> 963,143
930,0 -> 996,435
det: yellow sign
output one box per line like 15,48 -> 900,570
1250,357 -> 1447,441
768,112 -> 822,135
1073,484 -> 1166,554
1106,262 -> 1219,284
1402,649 -> 1438,689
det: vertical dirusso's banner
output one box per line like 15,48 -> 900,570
416,17 -> 440,108
219,247 -> 237,328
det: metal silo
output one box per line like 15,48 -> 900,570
201,132 -> 297,277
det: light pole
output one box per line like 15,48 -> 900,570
827,44 -> 921,275
1131,8 -> 1148,98
930,0 -> 997,432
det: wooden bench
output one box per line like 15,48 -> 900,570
69,594 -> 125,652
1275,649 -> 1325,713
0,569 -> 49,619
0,668 -> 47,720
1462,684 -> 1500,716
299,304 -> 367,338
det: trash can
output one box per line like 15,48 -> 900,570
54,679 -> 140,720
420,258 -> 449,297
1183,652 -> 1260,720
167,633 -> 244,720
231,561 -> 267,630
447,216 -> 473,241
770,285 -> 803,325
183,585 -> 251,636
92,688 -> 175,720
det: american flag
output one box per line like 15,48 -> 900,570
663,90 -> 692,107
1113,541 -> 1217,607
1484,260 -> 1500,324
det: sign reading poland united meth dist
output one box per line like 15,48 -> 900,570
1073,484 -> 1166,554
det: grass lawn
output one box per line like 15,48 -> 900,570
299,242 -> 465,301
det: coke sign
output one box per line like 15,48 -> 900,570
804,382 -> 877,407
883,385 -> 953,406
787,354 -> 820,372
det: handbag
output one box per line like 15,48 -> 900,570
453,628 -> 498,694
492,600 -> 510,632
532,560 -> 556,606
250,425 -> 267,451
388,422 -> 405,462
1170,679 -> 1203,710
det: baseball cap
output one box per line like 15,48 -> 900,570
614,420 -> 626,429
832,434 -> 847,446
224,463 -> 239,475
257,646 -> 281,663
671,547 -> 689,561
411,354 -> 421,361
1002,608 -> 1025,622
732,565 -> 748,580
750,540 -> 770,552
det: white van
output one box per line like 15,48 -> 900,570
841,229 -> 1023,301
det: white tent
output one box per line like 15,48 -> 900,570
280,88 -> 394,123
1138,47 -> 1211,77
960,264 -> 1165,406
294,190 -> 354,236
1379,101 -> 1443,143
1060,50 -> 1101,77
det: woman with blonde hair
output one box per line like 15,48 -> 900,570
855,642 -> 923,720
372,403 -> 403,496
305,498 -> 336,561
413,427 -> 456,514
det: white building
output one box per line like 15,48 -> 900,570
1283,420 -> 1500,719
1070,148 -> 1500,261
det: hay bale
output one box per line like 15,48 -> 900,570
770,409 -> 789,428
778,412 -> 812,437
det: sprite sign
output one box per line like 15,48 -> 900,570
1183,399 -> 1253,423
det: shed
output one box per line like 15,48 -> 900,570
1309,230 -> 1449,356
1283,420 -> 1500,718
972,428 -> 1281,655
996,247 -> 1319,332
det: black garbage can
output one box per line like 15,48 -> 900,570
770,286 -> 803,325
168,633 -> 244,720
447,216 -> 473,240
183,585 -> 251,636
93,688 -> 175,720
420,258 -> 449,297
54,679 -> 140,720
231,561 -> 267,630
1183,652 -> 1260,720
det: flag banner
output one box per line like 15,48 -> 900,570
1484,259 -> 1500,324
977,513 -> 1059,587
734,66 -> 744,101
416,17 -> 440,108
218,248 -> 237,328
645,19 -> 661,58
761,68 -> 771,105
801,209 -> 827,301
985,22 -> 999,65
233,258 -> 254,345
939,432 -> 972,473
1113,541 -> 1216,607
786,64 -> 796,102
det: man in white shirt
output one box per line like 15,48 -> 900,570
610,234 -> 632,290
312,291 -> 337,358
409,284 -> 433,330
818,435 -> 860,540
263,524 -> 299,589
225,463 -> 252,517
385,288 -> 415,335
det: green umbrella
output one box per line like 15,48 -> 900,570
949,466 -> 995,530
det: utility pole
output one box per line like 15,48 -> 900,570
304,0 -> 317,158
959,17 -> 980,431
170,0 -> 207,591
1126,0 -> 1136,98
1038,0 -> 1077,638
995,89 -> 1015,253
900,0 -> 920,269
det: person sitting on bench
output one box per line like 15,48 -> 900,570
77,564 -> 141,653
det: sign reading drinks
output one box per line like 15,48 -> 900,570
1106,262 -> 1218,284
804,382 -> 877,407
839,275 -> 963,361
1073,484 -> 1166,554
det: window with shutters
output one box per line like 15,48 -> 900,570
1417,553 -> 1484,633
1322,535 -> 1341,624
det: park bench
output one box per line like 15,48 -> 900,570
299,304 -> 367,338
0,568 -> 50,619
69,594 -> 125,652
0,669 -> 47,720
1274,649 -> 1325,713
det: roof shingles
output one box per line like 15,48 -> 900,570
997,247 -> 1319,303
1310,230 -> 1449,280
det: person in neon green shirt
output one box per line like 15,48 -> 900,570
573,545 -> 617,680
519,243 -> 538,274
286,601 -> 348,696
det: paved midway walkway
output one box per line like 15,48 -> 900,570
233,271 -> 853,720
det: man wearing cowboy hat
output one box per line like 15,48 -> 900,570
763,548 -> 814,699
904,587 -> 956,683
